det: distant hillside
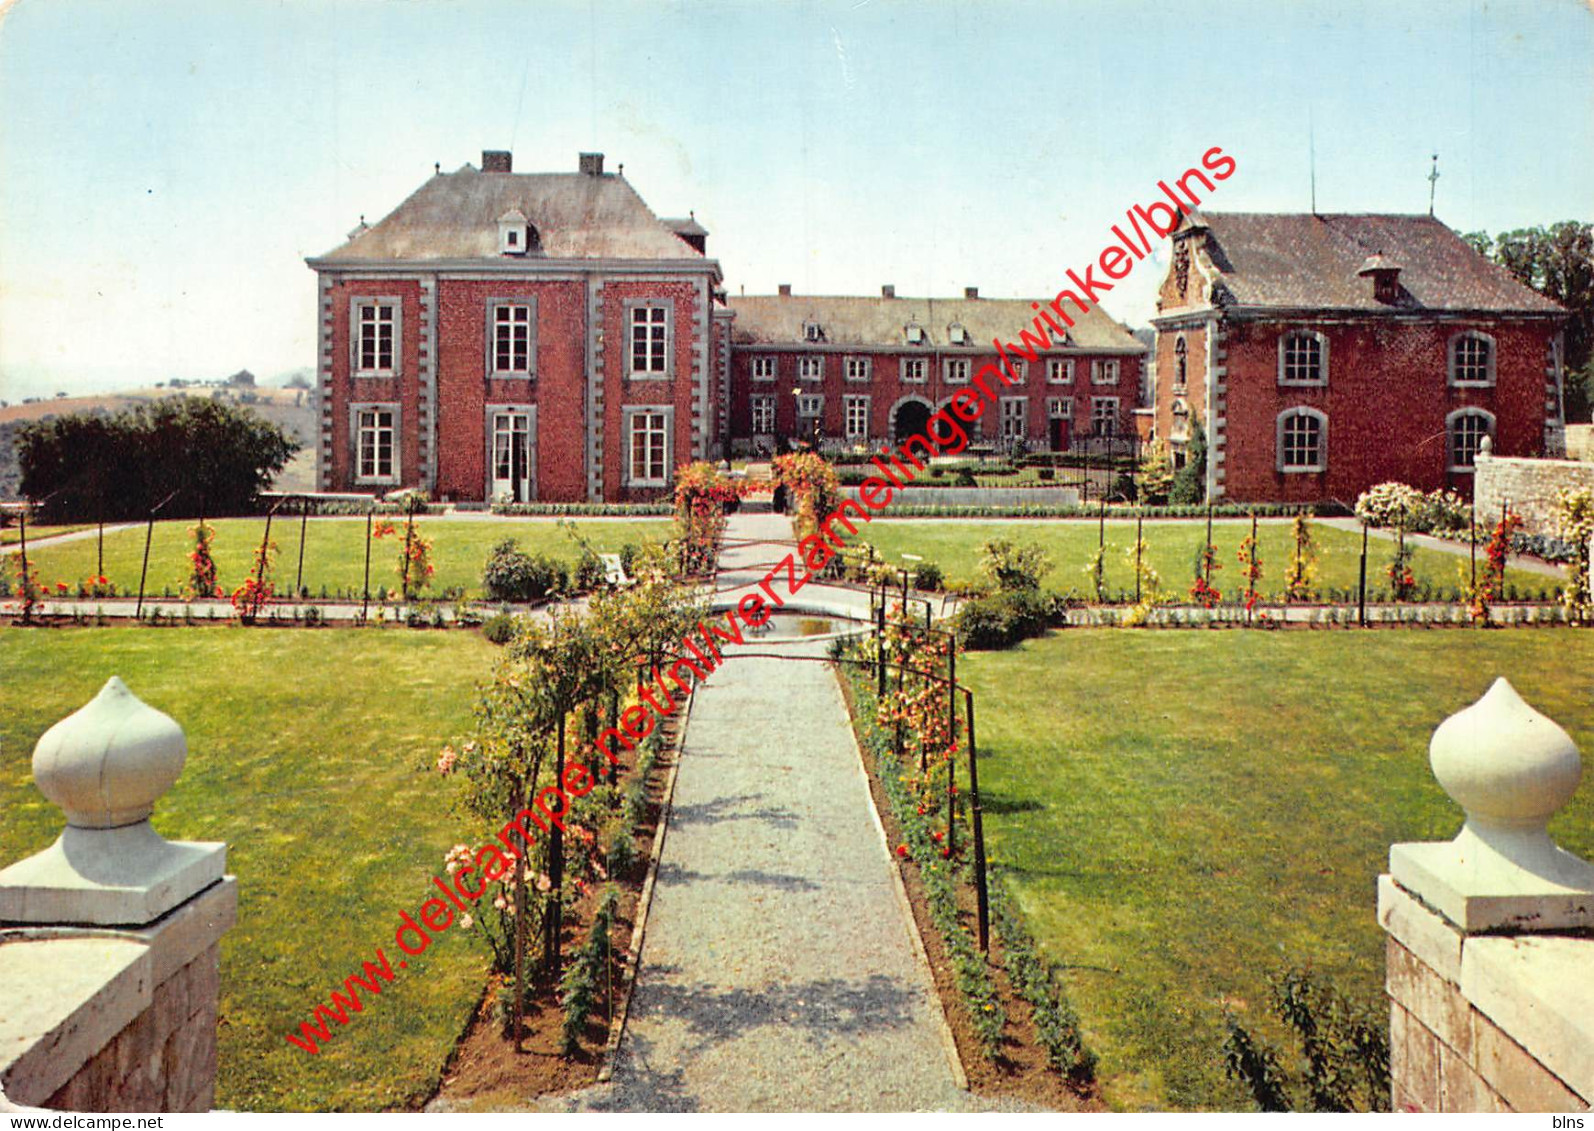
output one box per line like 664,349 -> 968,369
0,385 -> 317,501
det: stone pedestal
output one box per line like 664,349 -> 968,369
0,678 -> 235,1113
1380,678 -> 1592,1113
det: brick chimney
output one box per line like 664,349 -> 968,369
778,284 -> 792,297
965,286 -> 979,299
482,150 -> 512,173
579,152 -> 605,176
881,284 -> 896,299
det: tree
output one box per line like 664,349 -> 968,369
1462,222 -> 1594,422
17,396 -> 297,521
1169,414 -> 1207,505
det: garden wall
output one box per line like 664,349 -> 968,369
1565,424 -> 1594,462
1473,450 -> 1594,536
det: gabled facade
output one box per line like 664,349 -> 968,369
726,287 -> 1147,456
1151,212 -> 1568,504
306,151 -> 723,504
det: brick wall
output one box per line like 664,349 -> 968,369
432,278 -> 587,502
727,347 -> 1142,451
1474,452 -> 1594,536
1218,317 -> 1556,505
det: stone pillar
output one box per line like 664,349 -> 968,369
1380,678 -> 1592,1112
0,677 -> 237,1112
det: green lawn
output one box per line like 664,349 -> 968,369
17,516 -> 673,600
958,630 -> 1594,1110
0,629 -> 502,1111
862,520 -> 1559,603
1,523 -> 91,546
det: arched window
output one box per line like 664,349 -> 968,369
1174,241 -> 1190,298
1447,408 -> 1495,470
1173,335 -> 1188,390
1276,407 -> 1327,473
1278,330 -> 1328,386
1449,332 -> 1495,386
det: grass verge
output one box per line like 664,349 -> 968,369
862,520 -> 1557,604
0,627 -> 499,1110
955,628 -> 1594,1109
14,516 -> 672,600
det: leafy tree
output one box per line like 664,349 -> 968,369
1462,221 -> 1594,422
18,396 -> 296,521
1169,414 -> 1207,505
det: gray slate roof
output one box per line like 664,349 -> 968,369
316,164 -> 706,262
1190,212 -> 1564,314
729,293 -> 1144,351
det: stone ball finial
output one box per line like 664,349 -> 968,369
1430,678 -> 1581,829
31,677 -> 187,829
1478,434 -> 1493,458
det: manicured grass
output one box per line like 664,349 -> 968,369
0,628 -> 502,1111
17,516 -> 673,600
957,630 -> 1594,1110
862,520 -> 1559,603
1,523 -> 91,546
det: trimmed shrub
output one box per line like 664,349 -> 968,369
481,612 -> 518,645
482,539 -> 567,602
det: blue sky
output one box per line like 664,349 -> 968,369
1,0 -> 1590,399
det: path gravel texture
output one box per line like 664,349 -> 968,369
553,513 -> 991,1112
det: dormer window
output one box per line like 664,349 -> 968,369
905,324 -> 926,346
497,209 -> 532,256
948,323 -> 969,346
803,321 -> 823,343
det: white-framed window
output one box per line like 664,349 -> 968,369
626,409 -> 671,486
1000,397 -> 1027,440
490,303 -> 534,376
1092,359 -> 1120,386
628,303 -> 671,377
901,358 -> 928,383
948,323 -> 970,345
1002,357 -> 1027,383
752,356 -> 777,382
845,356 -> 871,382
803,321 -> 823,343
1279,330 -> 1328,386
798,394 -> 824,418
799,356 -> 824,381
1447,408 -> 1495,470
354,300 -> 398,376
1047,397 -> 1071,419
751,395 -> 775,434
1276,407 -> 1327,473
1091,397 -> 1119,437
944,358 -> 970,384
1173,336 -> 1188,391
1047,358 -> 1074,385
1449,332 -> 1496,387
844,395 -> 870,440
905,324 -> 926,346
352,404 -> 398,484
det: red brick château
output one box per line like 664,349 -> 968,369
308,151 -> 1148,504
1151,212 -> 1569,504
308,151 -> 725,504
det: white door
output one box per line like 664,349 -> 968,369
490,411 -> 533,502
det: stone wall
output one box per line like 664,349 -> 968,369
44,943 -> 220,1113
1566,424 -> 1594,462
1382,881 -> 1590,1112
1473,450 -> 1594,535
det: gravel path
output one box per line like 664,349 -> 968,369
553,513 -> 989,1112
